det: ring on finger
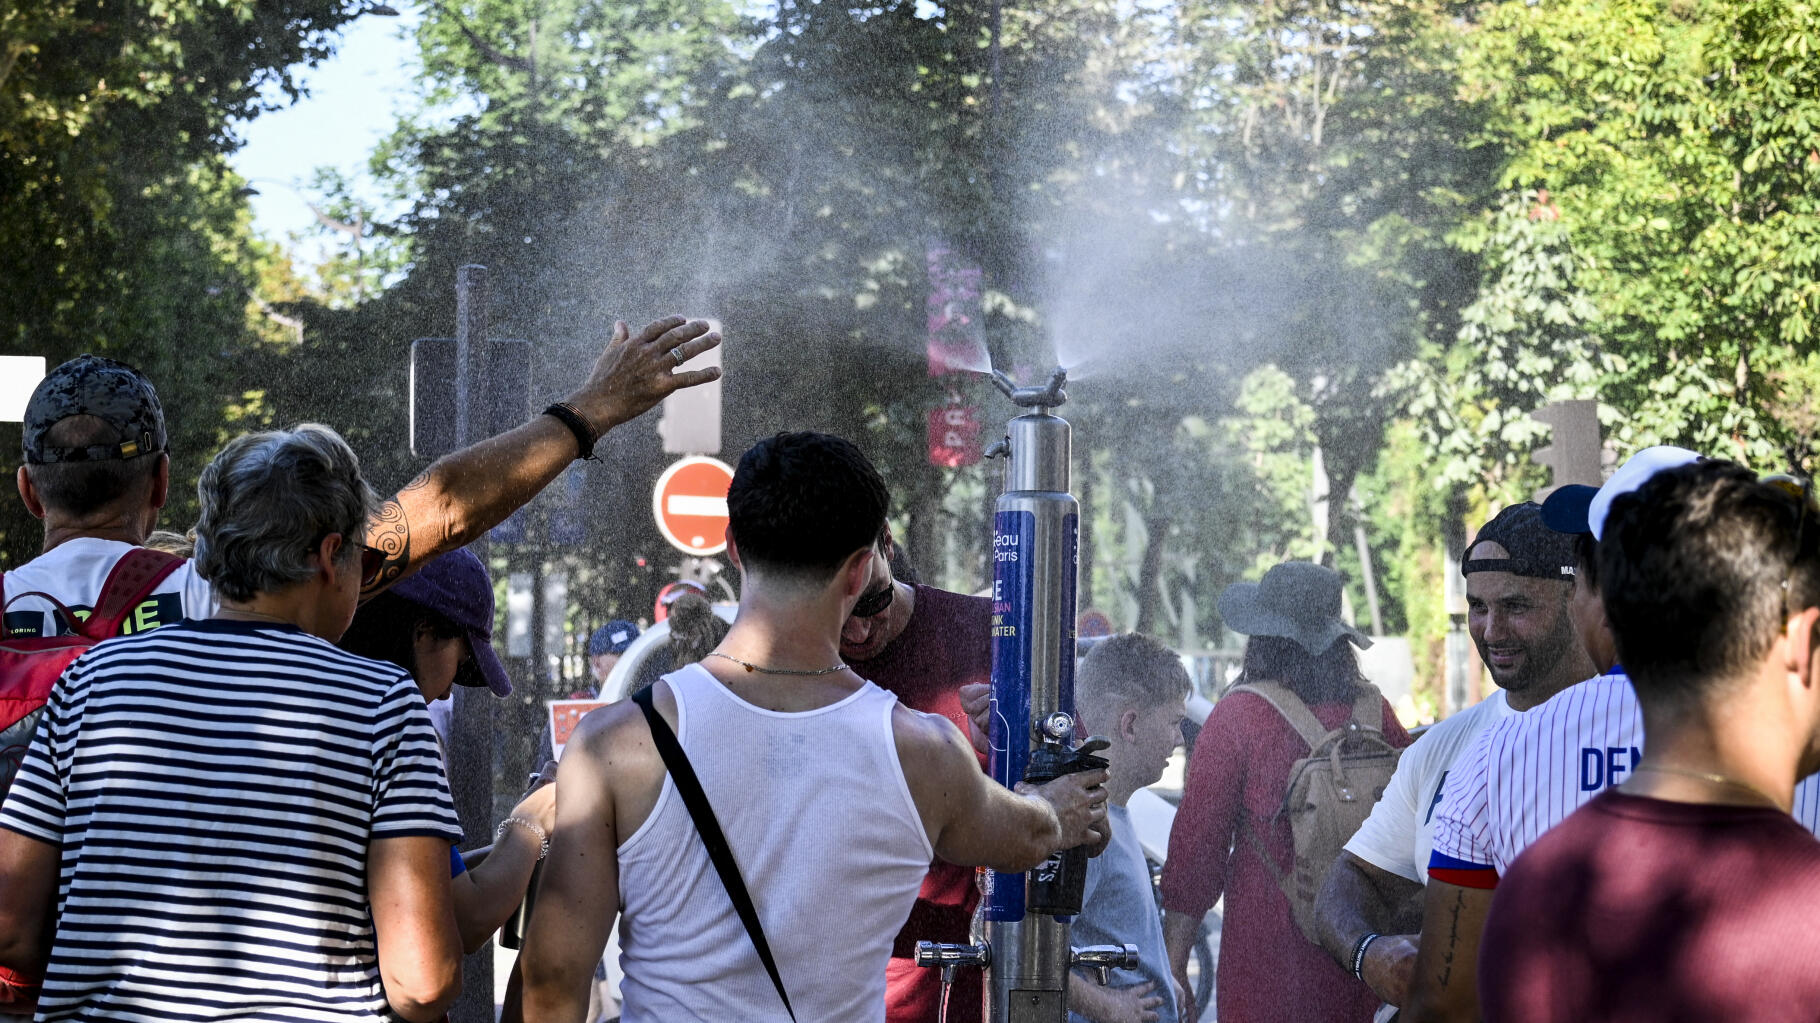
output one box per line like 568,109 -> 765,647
670,346 -> 687,366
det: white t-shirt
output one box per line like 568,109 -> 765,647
1342,688 -> 1516,885
1,537 -> 215,639
1429,669 -> 1820,885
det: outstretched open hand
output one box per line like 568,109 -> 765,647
565,316 -> 722,433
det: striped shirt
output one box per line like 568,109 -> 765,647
0,618 -> 463,1022
1428,669 -> 1820,887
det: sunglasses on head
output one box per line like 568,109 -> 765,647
851,581 -> 895,619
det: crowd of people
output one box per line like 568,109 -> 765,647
6,331 -> 1820,1023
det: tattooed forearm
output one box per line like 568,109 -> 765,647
1435,888 -> 1467,988
360,476 -> 421,599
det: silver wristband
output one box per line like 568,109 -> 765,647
494,816 -> 550,860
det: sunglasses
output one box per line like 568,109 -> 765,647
315,533 -> 386,588
358,543 -> 386,588
851,581 -> 895,619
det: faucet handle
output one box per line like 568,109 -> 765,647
1071,943 -> 1140,985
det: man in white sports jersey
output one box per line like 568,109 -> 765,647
5,320 -> 721,637
1403,446 -> 1820,1022
513,432 -> 1110,1023
1311,502 -> 1588,1017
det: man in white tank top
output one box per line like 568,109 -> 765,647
513,432 -> 1110,1023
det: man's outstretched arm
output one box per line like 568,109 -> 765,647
1401,877 -> 1495,1023
897,707 -> 1107,874
1314,851 -> 1424,1008
363,316 -> 721,597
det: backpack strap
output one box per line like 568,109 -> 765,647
1349,685 -> 1387,736
79,549 -> 183,641
1227,681 -> 1333,754
632,684 -> 796,1021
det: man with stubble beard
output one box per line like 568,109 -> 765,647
839,535 -> 994,1023
1312,502 -> 1592,1021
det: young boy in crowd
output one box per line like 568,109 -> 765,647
1069,633 -> 1192,1023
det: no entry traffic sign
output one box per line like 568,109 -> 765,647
653,456 -> 734,556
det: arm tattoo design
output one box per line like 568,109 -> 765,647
360,473 -> 424,599
1435,888 -> 1467,989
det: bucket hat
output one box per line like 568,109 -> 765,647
1218,561 -> 1371,656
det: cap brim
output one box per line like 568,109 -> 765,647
456,631 -> 512,697
1540,485 -> 1598,535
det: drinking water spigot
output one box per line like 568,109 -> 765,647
990,367 -> 1069,410
916,941 -> 991,1023
915,941 -> 991,971
1070,944 -> 1140,986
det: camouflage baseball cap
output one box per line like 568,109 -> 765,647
23,355 -> 167,464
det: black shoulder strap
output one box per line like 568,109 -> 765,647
633,684 -> 795,1020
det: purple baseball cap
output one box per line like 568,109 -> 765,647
389,548 -> 511,697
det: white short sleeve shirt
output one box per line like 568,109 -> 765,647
2,537 -> 216,638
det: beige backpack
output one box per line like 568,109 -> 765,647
1229,680 -> 1402,945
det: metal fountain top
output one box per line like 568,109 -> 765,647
990,367 -> 1068,411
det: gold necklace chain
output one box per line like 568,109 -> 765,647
1632,764 -> 1782,808
708,651 -> 848,676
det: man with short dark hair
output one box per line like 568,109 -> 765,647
1479,460 -> 1820,1021
514,432 -> 1109,1022
840,521 -> 994,1022
5,318 -> 720,638
1312,503 -> 1589,1017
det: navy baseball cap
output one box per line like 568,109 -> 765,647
23,355 -> 167,464
589,620 -> 639,657
1462,502 -> 1577,581
390,548 -> 511,697
1541,446 -> 1702,540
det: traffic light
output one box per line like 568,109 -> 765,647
1530,399 -> 1602,499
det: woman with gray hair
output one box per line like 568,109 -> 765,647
0,425 -> 465,1022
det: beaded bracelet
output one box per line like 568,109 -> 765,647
1351,932 -> 1382,981
495,816 -> 550,860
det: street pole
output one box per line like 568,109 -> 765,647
448,264 -> 496,1023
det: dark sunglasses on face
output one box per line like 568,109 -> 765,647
851,581 -> 895,619
316,533 -> 387,588
358,543 -> 386,588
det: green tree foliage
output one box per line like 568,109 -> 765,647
0,0 -> 364,565
1457,0 -> 1820,467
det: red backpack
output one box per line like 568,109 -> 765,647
0,548 -> 183,798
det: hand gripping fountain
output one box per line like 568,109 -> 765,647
914,367 -> 1138,1022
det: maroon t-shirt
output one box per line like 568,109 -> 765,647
1482,790 -> 1820,1023
850,584 -> 991,1023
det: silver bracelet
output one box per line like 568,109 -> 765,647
494,816 -> 549,860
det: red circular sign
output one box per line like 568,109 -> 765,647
653,456 -> 734,556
